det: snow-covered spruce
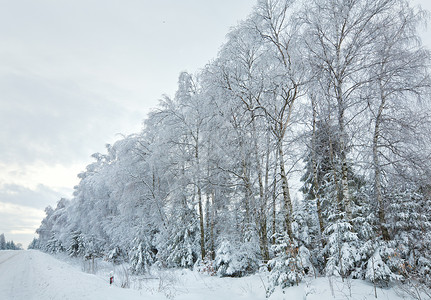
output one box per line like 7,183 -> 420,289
266,233 -> 312,296
214,239 -> 260,277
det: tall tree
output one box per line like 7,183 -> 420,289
252,0 -> 305,240
365,1 -> 430,241
302,0 -> 404,221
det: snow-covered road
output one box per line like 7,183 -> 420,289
0,250 -> 151,300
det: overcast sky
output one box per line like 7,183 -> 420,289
0,0 -> 430,248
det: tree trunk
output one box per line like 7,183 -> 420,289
337,85 -> 352,221
373,90 -> 390,241
278,143 -> 293,240
205,191 -> 211,255
328,133 -> 343,214
197,186 -> 206,260
242,156 -> 252,227
210,190 -> 216,259
195,136 -> 206,260
251,118 -> 270,262
311,96 -> 325,247
272,157 -> 278,245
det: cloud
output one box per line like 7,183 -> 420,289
10,229 -> 37,235
0,71 -> 133,166
0,183 -> 65,210
0,162 -> 81,191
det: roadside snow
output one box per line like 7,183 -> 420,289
0,250 -> 152,300
0,250 -> 420,300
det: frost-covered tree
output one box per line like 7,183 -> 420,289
214,238 -> 260,278
0,235 -> 20,250
363,240 -> 402,287
67,232 -> 86,257
28,238 -> 40,250
129,237 -> 155,274
156,207 -> 200,269
0,234 -> 5,250
386,187 -> 431,282
267,232 -> 311,296
364,0 -> 430,242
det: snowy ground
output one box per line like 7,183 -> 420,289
0,250 -> 151,300
0,250 -> 424,299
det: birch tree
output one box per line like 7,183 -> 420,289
302,0 -> 402,221
366,1 -> 430,240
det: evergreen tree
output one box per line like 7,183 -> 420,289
214,236 -> 260,277
0,234 -> 5,250
157,208 -> 200,269
28,238 -> 40,250
386,187 -> 431,283
67,232 -> 86,257
363,240 -> 402,287
129,237 -> 155,274
267,232 -> 311,296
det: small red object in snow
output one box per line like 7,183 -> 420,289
110,271 -> 114,285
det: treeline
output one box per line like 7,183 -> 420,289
0,233 -> 22,250
33,0 -> 431,295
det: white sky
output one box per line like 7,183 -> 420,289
0,0 -> 430,248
